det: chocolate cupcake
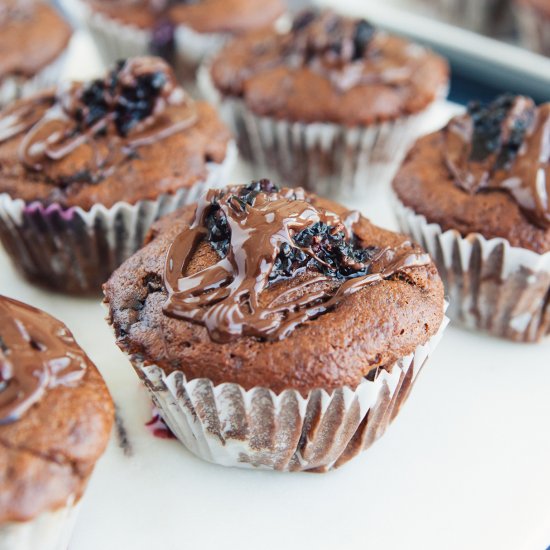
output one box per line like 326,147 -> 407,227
200,10 -> 449,197
0,295 -> 113,550
80,0 -> 285,87
393,94 -> 550,342
104,180 -> 447,472
0,0 -> 72,107
516,0 -> 550,55
0,56 -> 234,294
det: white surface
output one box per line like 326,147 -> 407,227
316,0 -> 550,100
2,25 -> 550,550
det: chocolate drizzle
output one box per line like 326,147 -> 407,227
163,181 -> 430,342
445,94 -> 550,229
237,10 -> 424,93
0,57 -> 197,181
0,296 -> 87,424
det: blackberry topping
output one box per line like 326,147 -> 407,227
271,222 -> 378,282
204,180 -> 378,283
206,180 -> 281,258
76,60 -> 169,137
468,94 -> 533,168
289,10 -> 376,64
352,20 -> 375,60
292,9 -> 317,31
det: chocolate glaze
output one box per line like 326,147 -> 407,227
0,296 -> 87,424
445,95 -> 550,229
163,181 -> 430,342
0,57 -> 197,182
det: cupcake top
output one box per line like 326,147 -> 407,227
104,180 -> 445,394
0,296 -> 113,523
393,94 -> 550,253
0,0 -> 72,82
210,10 -> 449,125
0,56 -> 231,210
85,0 -> 285,34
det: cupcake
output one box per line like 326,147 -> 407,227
0,295 -> 114,550
0,0 -> 72,107
0,56 -> 234,294
392,94 -> 550,342
516,0 -> 550,55
417,0 -> 514,36
104,179 -> 448,472
80,0 -> 285,86
200,10 -> 449,197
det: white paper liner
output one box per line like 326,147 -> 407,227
130,315 -> 448,472
0,49 -> 69,108
0,141 -> 236,294
393,196 -> 550,342
198,63 -> 447,196
79,1 -> 230,90
515,4 -> 550,56
0,499 -> 79,550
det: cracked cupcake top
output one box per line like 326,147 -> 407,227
0,57 -> 231,210
0,295 -> 113,523
0,0 -> 72,82
104,182 -> 445,393
210,10 -> 449,125
393,94 -> 550,252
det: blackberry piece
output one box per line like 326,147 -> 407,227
115,72 -> 167,136
271,221 -> 379,282
205,203 -> 231,258
292,9 -> 317,31
468,94 -> 515,162
78,80 -> 109,129
352,19 -> 375,60
238,179 -> 280,206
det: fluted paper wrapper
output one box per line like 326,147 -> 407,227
0,143 -> 236,294
0,500 -> 79,550
80,3 -> 228,89
0,50 -> 69,108
130,317 -> 447,472
198,64 -> 446,197
393,197 -> 550,342
516,4 -> 550,56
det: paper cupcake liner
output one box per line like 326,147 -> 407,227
0,500 -> 79,550
128,315 -> 448,472
515,4 -> 550,56
198,64 -> 447,197
0,49 -> 69,108
423,0 -> 514,35
393,196 -> 550,342
0,142 -> 236,294
79,2 -> 230,91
